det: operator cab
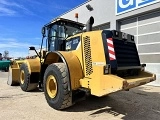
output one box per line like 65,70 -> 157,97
42,18 -> 84,51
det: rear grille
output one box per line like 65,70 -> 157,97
83,36 -> 93,76
113,40 -> 140,67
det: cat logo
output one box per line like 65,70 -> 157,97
116,0 -> 159,15
66,41 -> 72,50
119,0 -> 134,8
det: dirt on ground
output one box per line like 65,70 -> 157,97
0,71 -> 160,120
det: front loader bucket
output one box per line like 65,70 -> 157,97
7,60 -> 24,86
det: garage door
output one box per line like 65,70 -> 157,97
119,10 -> 160,86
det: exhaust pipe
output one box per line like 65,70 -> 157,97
86,16 -> 94,32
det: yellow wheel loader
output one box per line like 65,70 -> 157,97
8,16 -> 156,110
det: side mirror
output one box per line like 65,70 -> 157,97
29,46 -> 41,58
41,27 -> 46,37
29,46 -> 35,50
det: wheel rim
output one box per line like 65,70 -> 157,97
46,75 -> 57,98
20,70 -> 25,84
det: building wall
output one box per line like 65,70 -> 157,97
119,10 -> 160,86
116,1 -> 160,86
59,0 -> 160,86
60,0 -> 117,29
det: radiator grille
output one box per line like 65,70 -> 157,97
83,36 -> 93,76
113,40 -> 140,67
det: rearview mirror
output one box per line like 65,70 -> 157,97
41,27 -> 46,37
29,46 -> 35,50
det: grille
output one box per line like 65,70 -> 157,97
113,40 -> 140,67
83,36 -> 93,76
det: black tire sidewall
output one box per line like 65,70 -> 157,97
20,63 -> 30,91
43,64 -> 66,109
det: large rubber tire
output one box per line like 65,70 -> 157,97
20,63 -> 38,92
43,63 -> 72,110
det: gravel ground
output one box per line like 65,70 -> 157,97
0,71 -> 160,120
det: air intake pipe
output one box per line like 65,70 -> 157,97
86,16 -> 94,32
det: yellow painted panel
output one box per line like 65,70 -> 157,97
26,57 -> 40,73
59,51 -> 83,90
81,30 -> 106,77
79,31 -> 156,96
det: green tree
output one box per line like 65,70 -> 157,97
3,50 -> 9,59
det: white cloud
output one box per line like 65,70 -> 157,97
0,42 -> 39,49
0,37 -> 40,57
0,38 -> 39,48
0,0 -> 35,16
10,51 -> 28,58
25,0 -> 70,10
0,38 -> 17,42
0,6 -> 16,16
0,0 -> 19,16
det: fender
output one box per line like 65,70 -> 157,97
25,57 -> 41,73
44,51 -> 84,90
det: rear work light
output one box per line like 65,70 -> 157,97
112,30 -> 135,42
104,64 -> 111,74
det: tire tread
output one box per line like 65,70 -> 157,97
44,63 -> 72,110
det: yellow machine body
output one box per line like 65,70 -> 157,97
8,60 -> 24,85
7,17 -> 156,109
8,57 -> 40,86
8,30 -> 156,97
79,31 -> 155,96
43,31 -> 156,97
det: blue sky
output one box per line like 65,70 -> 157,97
0,0 -> 86,57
